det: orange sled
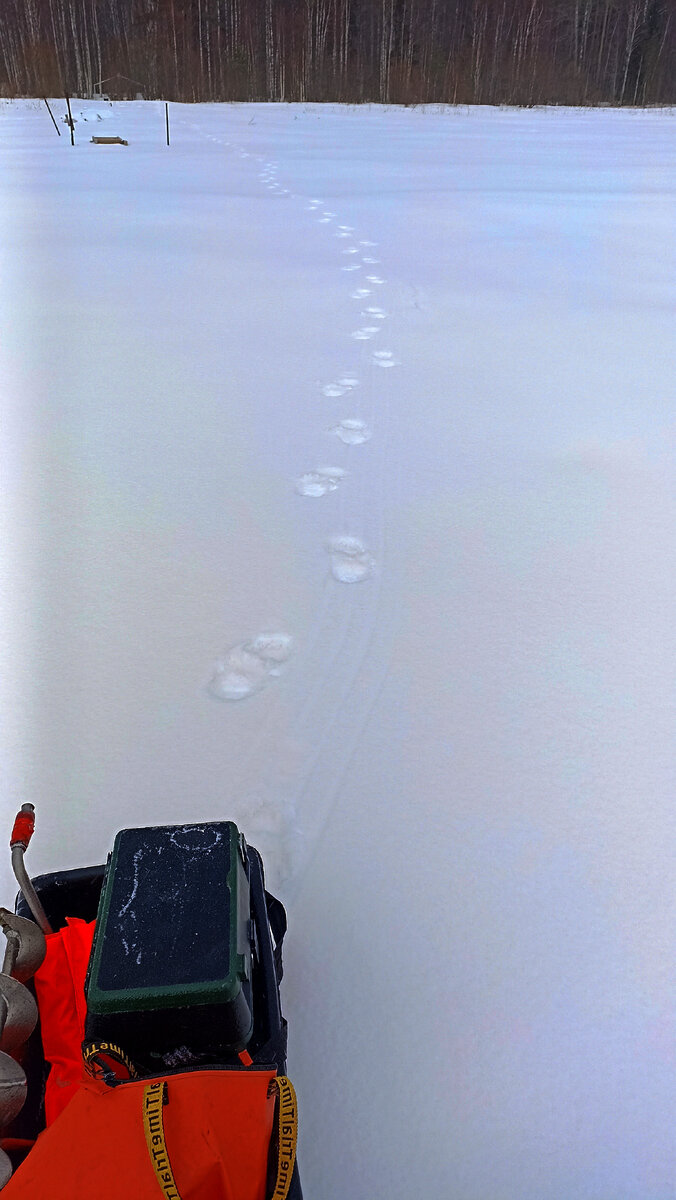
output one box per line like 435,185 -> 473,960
0,811 -> 302,1199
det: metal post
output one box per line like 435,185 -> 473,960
65,95 -> 74,145
43,97 -> 61,136
165,101 -> 170,146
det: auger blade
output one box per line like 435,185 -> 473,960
0,911 -> 47,983
0,1051 -> 27,1125
0,973 -> 38,1054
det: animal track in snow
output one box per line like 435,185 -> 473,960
248,632 -> 291,665
208,633 -> 292,701
359,240 -> 378,247
342,264 -> 362,272
351,327 -> 381,340
295,467 -> 346,497
234,796 -> 299,892
338,225 -> 354,232
351,288 -> 372,299
373,350 -> 400,368
318,217 -> 332,224
338,375 -> 360,389
327,536 -> 375,583
330,418 -> 372,445
342,247 -> 359,255
366,275 -> 384,285
362,306 -> 387,320
322,382 -> 348,397
362,257 -> 380,265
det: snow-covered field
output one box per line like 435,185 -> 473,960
1,98 -> 675,1197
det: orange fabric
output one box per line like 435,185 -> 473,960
5,1068 -> 277,1200
32,917 -> 96,1125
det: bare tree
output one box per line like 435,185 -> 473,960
1,0 -> 674,105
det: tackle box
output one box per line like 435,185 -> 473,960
85,821 -> 253,1064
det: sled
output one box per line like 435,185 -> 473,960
0,806 -> 302,1198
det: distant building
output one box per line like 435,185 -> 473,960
92,76 -> 145,100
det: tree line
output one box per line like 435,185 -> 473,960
1,0 -> 673,106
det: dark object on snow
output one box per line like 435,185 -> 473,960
64,95 -> 74,146
8,822 -> 302,1198
85,822 -> 254,1064
42,98 -> 60,136
91,135 -> 128,145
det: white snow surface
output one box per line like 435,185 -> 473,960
1,99 -> 675,1196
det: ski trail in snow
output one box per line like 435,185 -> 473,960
187,115 -> 400,893
260,132 -> 396,886
285,369 -> 395,893
263,182 -> 398,891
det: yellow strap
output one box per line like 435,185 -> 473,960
270,1076 -> 299,1200
141,1073 -> 298,1200
142,1081 -> 183,1200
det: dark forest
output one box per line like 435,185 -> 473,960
1,0 -> 674,105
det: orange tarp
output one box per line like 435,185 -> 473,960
22,917 -> 278,1199
6,1068 -> 277,1199
32,917 -> 96,1125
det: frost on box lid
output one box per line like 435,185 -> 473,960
85,821 -> 253,1060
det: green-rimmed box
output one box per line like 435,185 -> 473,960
85,821 -> 253,1064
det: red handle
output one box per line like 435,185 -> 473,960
10,807 -> 35,849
